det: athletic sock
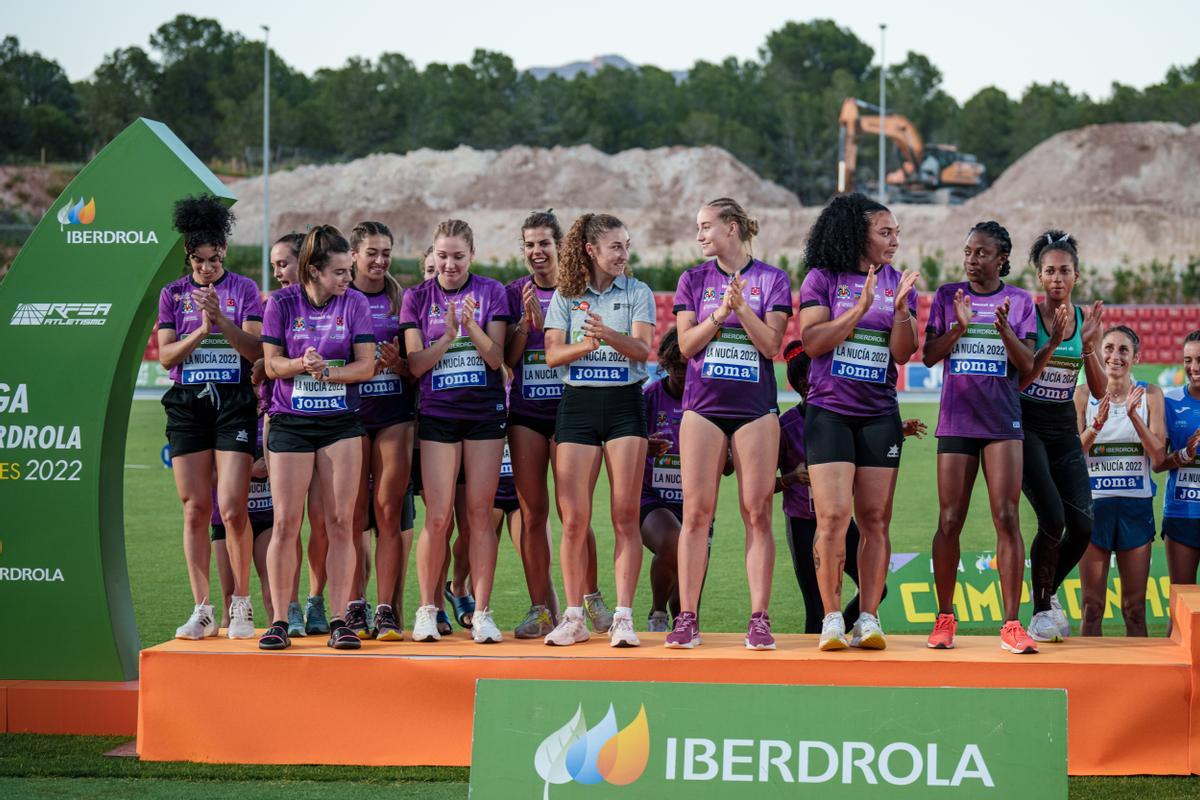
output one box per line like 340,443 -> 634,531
565,606 -> 583,620
376,603 -> 392,611
615,606 -> 632,618
272,620 -> 286,629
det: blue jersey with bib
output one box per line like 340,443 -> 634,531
1164,385 -> 1200,519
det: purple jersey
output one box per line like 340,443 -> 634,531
777,406 -> 813,519
673,259 -> 793,418
799,265 -> 915,417
261,284 -> 374,416
506,275 -> 564,420
349,285 -> 416,429
641,378 -> 685,507
927,282 -> 1036,439
157,271 -> 264,385
399,274 -> 511,421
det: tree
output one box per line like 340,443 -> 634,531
958,87 -> 1017,176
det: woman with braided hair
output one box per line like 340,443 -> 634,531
158,195 -> 264,641
923,221 -> 1039,654
1020,231 -> 1106,643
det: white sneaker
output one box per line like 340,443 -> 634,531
1050,595 -> 1072,639
227,595 -> 255,639
850,612 -> 887,649
176,603 -> 217,640
544,613 -> 590,646
646,610 -> 670,633
818,612 -> 848,651
1028,610 -> 1063,643
472,608 -> 503,644
609,612 -> 640,648
413,604 -> 441,642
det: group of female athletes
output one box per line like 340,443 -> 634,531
158,191 -> 1200,655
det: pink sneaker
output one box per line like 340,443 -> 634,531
745,611 -> 776,650
664,611 -> 700,649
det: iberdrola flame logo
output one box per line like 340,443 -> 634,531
57,197 -> 96,228
534,704 -> 649,798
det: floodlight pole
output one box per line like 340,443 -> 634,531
261,24 -> 271,292
878,23 -> 888,204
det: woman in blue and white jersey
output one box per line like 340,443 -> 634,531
1161,330 -> 1200,594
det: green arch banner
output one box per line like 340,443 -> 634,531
0,119 -> 234,680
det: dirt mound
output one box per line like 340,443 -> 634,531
227,145 -> 799,262
970,122 -> 1200,210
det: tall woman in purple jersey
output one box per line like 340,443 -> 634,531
923,222 -> 1040,654
797,193 -> 920,651
666,198 -> 791,651
348,221 -> 415,641
259,226 -> 376,651
401,219 -> 511,645
504,211 -> 611,638
157,196 -> 264,641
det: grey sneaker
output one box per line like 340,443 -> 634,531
819,612 -> 848,651
1050,595 -> 1071,639
646,610 -> 670,633
1028,610 -> 1063,643
286,601 -> 306,638
304,595 -> 329,635
514,605 -> 556,639
583,591 -> 614,633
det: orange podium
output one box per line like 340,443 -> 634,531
137,586 -> 1200,775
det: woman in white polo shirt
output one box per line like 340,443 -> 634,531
542,213 -> 656,648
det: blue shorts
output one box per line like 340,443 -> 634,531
1091,496 -> 1155,552
1162,517 -> 1200,549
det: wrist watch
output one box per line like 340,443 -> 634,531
322,366 -> 331,381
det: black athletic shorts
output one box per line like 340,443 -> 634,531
267,412 -> 364,454
419,414 -> 506,444
365,417 -> 415,440
210,516 -> 273,541
1163,517 -> 1200,549
804,404 -> 903,468
556,383 -> 646,447
696,410 -> 776,438
494,494 -> 521,515
936,436 -> 1013,457
162,383 -> 258,458
508,411 -> 557,440
640,501 -> 682,528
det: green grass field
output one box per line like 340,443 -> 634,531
2,398 -> 1192,797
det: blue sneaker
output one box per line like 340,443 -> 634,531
287,601 -> 306,638
304,595 -> 329,635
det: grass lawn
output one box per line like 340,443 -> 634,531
1,398 -> 1190,797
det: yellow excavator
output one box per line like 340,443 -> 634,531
837,97 -> 986,204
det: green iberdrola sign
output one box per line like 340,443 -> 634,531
470,680 -> 1067,798
0,118 -> 233,680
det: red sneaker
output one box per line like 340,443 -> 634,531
1000,620 -> 1039,654
926,613 -> 957,649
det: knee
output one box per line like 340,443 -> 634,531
325,509 -> 356,540
993,505 -> 1021,538
740,500 -> 773,533
857,510 -> 890,539
938,507 -> 967,537
220,506 -> 249,530
1122,594 -> 1146,621
682,501 -> 716,530
182,497 -> 213,527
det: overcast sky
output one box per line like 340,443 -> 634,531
6,0 -> 1197,103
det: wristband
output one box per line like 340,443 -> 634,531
1082,347 -> 1095,357
1092,418 -> 1104,432
710,313 -> 724,327
1179,447 -> 1195,465
322,366 -> 331,381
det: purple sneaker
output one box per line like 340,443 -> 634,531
664,611 -> 701,649
745,611 -> 776,650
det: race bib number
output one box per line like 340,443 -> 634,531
948,323 -> 1007,376
182,335 -> 241,384
1087,442 -> 1148,493
701,327 -> 759,383
248,478 -> 272,514
361,368 -> 401,397
1174,466 -> 1200,503
568,332 -> 629,383
521,349 -> 563,400
652,454 -> 682,503
432,337 -> 486,392
500,443 -> 513,478
291,359 -> 347,412
831,328 -> 889,384
1023,355 -> 1082,403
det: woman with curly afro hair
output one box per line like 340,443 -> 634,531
797,193 -> 919,651
158,195 -> 265,641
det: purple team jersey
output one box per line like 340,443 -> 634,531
506,275 -> 563,421
157,271 -> 264,385
927,282 -> 1036,439
399,274 -> 512,421
260,284 -> 374,416
349,285 -> 416,429
777,406 -> 813,519
641,378 -> 684,508
673,259 -> 793,418
799,265 -> 915,417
